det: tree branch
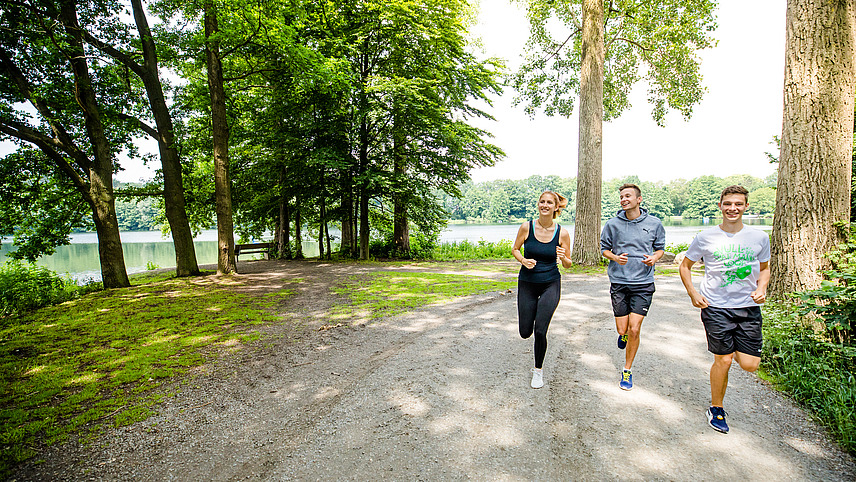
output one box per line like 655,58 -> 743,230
539,27 -> 582,68
614,37 -> 654,52
0,46 -> 93,172
79,29 -> 146,78
116,113 -> 159,140
0,122 -> 90,197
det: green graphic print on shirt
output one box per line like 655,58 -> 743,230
712,243 -> 755,287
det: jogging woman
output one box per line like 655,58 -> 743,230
512,190 -> 573,388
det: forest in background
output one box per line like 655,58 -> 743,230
111,172 -> 779,232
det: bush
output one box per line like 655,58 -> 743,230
431,239 -> 513,261
762,303 -> 856,454
665,242 -> 689,254
792,222 -> 856,345
761,222 -> 856,455
0,262 -> 83,318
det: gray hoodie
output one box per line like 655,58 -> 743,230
600,208 -> 666,284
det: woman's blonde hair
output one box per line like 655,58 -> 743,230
540,190 -> 569,219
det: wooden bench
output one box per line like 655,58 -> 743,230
234,242 -> 272,265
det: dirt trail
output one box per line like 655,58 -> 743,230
15,260 -> 855,481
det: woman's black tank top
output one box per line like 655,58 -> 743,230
518,220 -> 561,283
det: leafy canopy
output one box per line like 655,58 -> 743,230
511,0 -> 717,125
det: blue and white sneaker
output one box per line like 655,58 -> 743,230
618,334 -> 628,349
619,369 -> 633,390
706,406 -> 729,433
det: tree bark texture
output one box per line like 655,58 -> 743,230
392,118 -> 410,256
340,182 -> 354,257
359,113 -> 371,260
60,1 -> 130,288
131,0 -> 199,277
278,196 -> 292,259
294,204 -> 304,259
572,0 -> 605,266
360,190 -> 370,260
770,0 -> 856,295
204,3 -> 237,274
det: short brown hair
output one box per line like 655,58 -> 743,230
618,183 -> 641,198
719,185 -> 749,203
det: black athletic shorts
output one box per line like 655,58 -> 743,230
700,306 -> 763,356
609,282 -> 655,317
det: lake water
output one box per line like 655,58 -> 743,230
0,219 -> 772,282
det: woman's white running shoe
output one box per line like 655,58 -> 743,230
531,368 -> 544,389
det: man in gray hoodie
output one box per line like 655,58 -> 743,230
600,183 -> 666,390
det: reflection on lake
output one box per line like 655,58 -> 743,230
1,218 -> 772,282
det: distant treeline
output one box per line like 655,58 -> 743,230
438,173 -> 778,224
113,174 -> 778,231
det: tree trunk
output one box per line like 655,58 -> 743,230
770,0 -> 856,295
324,219 -> 331,260
358,113 -> 371,260
60,1 -> 129,288
295,204 -> 304,259
572,0 -> 605,266
130,0 -> 199,278
275,166 -> 291,259
360,190 -> 370,260
319,198 -> 325,259
340,177 -> 354,256
392,114 -> 410,257
204,2 -> 237,274
278,196 -> 292,259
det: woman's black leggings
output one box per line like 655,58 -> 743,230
518,278 -> 561,369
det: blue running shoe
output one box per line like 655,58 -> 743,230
618,334 -> 628,349
706,406 -> 729,433
619,369 -> 633,390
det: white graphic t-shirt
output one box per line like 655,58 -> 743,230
685,225 -> 771,308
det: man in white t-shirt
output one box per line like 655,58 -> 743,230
679,185 -> 771,434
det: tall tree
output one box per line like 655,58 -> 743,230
203,1 -> 236,274
574,0 -> 604,264
513,0 -> 717,264
80,0 -> 200,277
770,0 -> 856,294
0,0 -> 130,287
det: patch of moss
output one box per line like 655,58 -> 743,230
0,275 -> 293,476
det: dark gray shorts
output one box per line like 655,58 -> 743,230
609,283 -> 655,317
700,306 -> 763,356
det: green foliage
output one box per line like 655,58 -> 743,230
431,239 -> 515,261
0,262 -> 83,318
440,173 -> 774,222
681,175 -> 723,219
0,149 -> 91,261
763,223 -> 856,454
512,0 -> 717,124
114,197 -> 160,232
665,242 -> 689,254
0,275 -> 289,474
748,187 -> 776,216
762,302 -> 856,454
791,223 -> 856,345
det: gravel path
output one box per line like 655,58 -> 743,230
14,260 -> 855,481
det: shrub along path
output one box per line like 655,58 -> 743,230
13,260 -> 856,480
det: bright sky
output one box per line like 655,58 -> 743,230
1,1 -> 785,185
468,0 -> 786,183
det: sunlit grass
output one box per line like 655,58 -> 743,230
332,271 -> 516,321
0,275 -> 293,475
